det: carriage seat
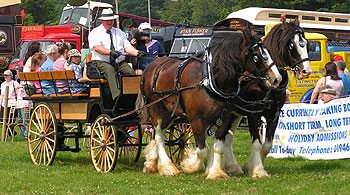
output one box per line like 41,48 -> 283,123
18,70 -> 89,99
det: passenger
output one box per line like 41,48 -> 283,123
88,8 -> 145,101
66,49 -> 90,94
335,60 -> 349,96
40,44 -> 59,96
23,41 -> 41,73
30,52 -> 46,93
318,85 -> 336,104
285,89 -> 291,104
52,42 -> 71,94
130,22 -> 165,75
310,62 -> 343,104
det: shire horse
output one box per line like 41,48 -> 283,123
206,18 -> 312,179
137,28 -> 282,176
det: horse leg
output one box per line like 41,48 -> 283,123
261,112 -> 279,163
181,119 -> 207,174
222,115 -> 244,175
154,119 -> 181,176
244,115 -> 269,178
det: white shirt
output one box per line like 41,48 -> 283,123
1,80 -> 19,108
88,24 -> 131,63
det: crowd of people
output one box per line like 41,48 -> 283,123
310,55 -> 350,104
1,8 -> 164,139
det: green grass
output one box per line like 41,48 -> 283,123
1,129 -> 350,194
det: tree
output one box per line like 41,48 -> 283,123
20,0 -> 66,26
158,0 -> 193,24
118,0 -> 166,20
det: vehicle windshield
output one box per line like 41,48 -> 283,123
59,8 -> 90,26
170,37 -> 210,58
11,41 -> 55,64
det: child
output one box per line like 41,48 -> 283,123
66,49 -> 90,94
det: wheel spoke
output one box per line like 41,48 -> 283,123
45,140 -> 54,153
93,127 -> 102,141
92,137 -> 101,144
46,137 -> 55,143
30,137 -> 40,144
31,121 -> 41,133
34,111 -> 43,130
31,141 -> 41,154
44,120 -> 53,134
45,130 -> 55,136
106,141 -> 115,146
105,132 -> 113,143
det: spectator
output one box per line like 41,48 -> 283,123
285,90 -> 291,104
40,44 -> 59,96
15,67 -> 30,138
318,85 -> 336,104
88,8 -> 145,101
23,41 -> 41,73
333,55 -> 350,79
336,60 -> 350,96
66,49 -> 90,94
0,70 -> 19,136
310,62 -> 343,104
130,22 -> 165,75
53,42 -> 71,94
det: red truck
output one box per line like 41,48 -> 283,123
8,25 -> 81,70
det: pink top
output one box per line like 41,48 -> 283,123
1,80 -> 19,108
34,66 -> 42,93
53,59 -> 68,93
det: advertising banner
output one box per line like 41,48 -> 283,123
268,97 -> 350,160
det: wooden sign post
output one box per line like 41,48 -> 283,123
1,85 -> 9,142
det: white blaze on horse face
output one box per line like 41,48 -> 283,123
294,34 -> 312,78
261,47 -> 282,88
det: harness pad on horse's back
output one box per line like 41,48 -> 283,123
174,58 -> 192,89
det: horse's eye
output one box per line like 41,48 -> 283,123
289,42 -> 294,50
262,52 -> 268,60
299,39 -> 305,48
253,55 -> 259,63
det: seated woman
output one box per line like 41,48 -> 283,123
66,49 -> 90,94
310,62 -> 344,104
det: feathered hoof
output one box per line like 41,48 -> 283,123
244,163 -> 269,178
158,162 -> 181,176
224,163 -> 244,175
143,160 -> 158,174
181,161 -> 205,174
206,169 -> 229,180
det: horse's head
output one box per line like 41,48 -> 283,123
264,18 -> 312,80
242,28 -> 282,89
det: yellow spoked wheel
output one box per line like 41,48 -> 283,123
117,125 -> 142,164
28,103 -> 57,166
167,123 -> 196,166
90,114 -> 117,173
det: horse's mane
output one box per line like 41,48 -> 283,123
207,32 -> 252,92
264,19 -> 304,67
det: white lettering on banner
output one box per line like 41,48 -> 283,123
268,97 -> 350,160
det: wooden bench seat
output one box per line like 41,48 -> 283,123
18,70 -> 89,98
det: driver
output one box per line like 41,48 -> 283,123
88,8 -> 145,100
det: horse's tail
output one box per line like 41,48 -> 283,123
136,92 -> 149,125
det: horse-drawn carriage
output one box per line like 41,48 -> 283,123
18,67 -> 193,172
18,18 -> 311,179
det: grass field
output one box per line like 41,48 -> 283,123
1,129 -> 350,194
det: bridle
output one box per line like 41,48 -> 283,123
283,29 -> 309,72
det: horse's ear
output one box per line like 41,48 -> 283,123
242,28 -> 251,43
281,14 -> 287,29
292,18 -> 300,26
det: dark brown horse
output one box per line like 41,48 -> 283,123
137,29 -> 282,176
206,18 -> 311,179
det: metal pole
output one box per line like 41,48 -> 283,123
1,85 -> 9,142
115,0 -> 120,29
148,0 -> 151,39
88,0 -> 91,33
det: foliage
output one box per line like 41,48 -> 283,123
20,0 -> 66,26
1,129 -> 350,194
18,0 -> 350,26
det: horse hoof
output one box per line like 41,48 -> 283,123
224,164 -> 244,175
158,162 -> 181,176
206,169 -> 229,179
251,169 -> 269,178
143,161 -> 158,174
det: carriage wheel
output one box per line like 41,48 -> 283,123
90,114 -> 118,173
28,103 -> 57,166
167,123 -> 196,166
117,124 -> 142,164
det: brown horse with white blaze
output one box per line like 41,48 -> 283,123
137,29 -> 282,176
